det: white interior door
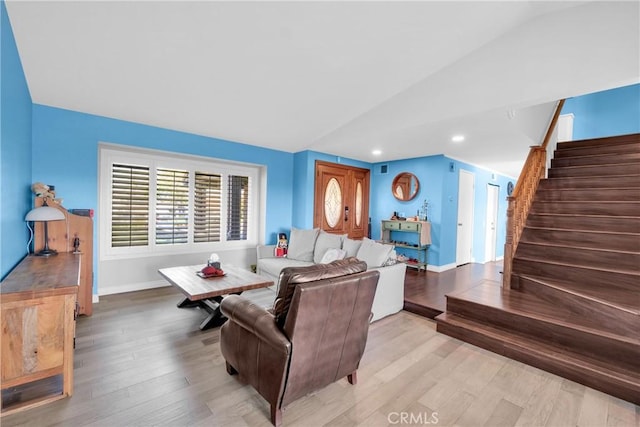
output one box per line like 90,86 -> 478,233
484,184 -> 499,262
456,169 -> 474,266
557,114 -> 574,142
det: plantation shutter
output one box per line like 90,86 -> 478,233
111,164 -> 150,247
227,175 -> 249,241
194,172 -> 221,242
156,168 -> 189,244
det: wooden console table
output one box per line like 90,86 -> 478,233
0,254 -> 79,416
381,220 -> 432,272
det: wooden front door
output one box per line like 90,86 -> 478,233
313,161 -> 370,239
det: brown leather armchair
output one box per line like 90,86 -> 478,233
220,258 -> 380,426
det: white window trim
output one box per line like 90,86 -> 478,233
99,143 -> 263,261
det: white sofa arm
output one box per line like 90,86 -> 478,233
369,262 -> 407,322
257,244 -> 277,260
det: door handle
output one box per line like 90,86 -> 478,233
344,206 -> 349,222
458,223 -> 463,226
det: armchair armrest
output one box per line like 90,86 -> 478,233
257,244 -> 277,260
221,295 -> 291,353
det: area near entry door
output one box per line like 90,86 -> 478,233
314,161 -> 370,239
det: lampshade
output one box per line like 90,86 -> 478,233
25,206 -> 65,222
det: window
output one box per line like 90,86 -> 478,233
194,172 -> 221,243
111,164 -> 149,247
227,175 -> 249,241
156,168 -> 189,245
100,145 -> 262,258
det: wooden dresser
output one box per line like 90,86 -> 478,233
0,254 -> 80,415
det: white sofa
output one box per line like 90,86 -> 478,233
254,229 -> 406,322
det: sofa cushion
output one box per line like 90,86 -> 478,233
287,228 -> 319,261
313,231 -> 345,263
258,257 -> 314,281
356,238 -> 393,268
273,257 -> 367,328
320,248 -> 347,264
342,238 -> 362,258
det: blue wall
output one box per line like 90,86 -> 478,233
31,105 -> 295,291
562,83 -> 640,139
1,1 -> 32,280
31,105 -> 295,236
371,155 -> 510,268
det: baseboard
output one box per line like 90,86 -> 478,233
426,263 -> 457,273
99,279 -> 170,296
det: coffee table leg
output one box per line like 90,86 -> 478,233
199,297 -> 227,330
177,297 -> 199,308
177,294 -> 242,330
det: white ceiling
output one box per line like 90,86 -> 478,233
6,1 -> 640,177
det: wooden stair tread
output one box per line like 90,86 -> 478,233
555,146 -> 640,156
518,240 -> 640,255
541,173 -> 640,181
533,200 -> 640,205
525,213 -> 640,233
548,163 -> 640,178
552,152 -> 640,161
447,282 -> 640,346
513,254 -> 640,276
436,312 -> 640,385
530,201 -> 640,216
540,175 -> 640,189
520,226 -> 640,252
528,212 -> 640,219
518,274 -> 640,315
537,187 -> 640,192
524,225 -> 639,237
556,134 -> 640,149
551,161 -> 640,168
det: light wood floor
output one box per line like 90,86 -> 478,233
2,285 -> 638,426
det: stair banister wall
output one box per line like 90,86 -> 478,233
503,99 -> 565,289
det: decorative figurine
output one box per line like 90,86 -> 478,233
275,233 -> 288,257
72,235 -> 81,254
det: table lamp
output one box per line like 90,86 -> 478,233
25,201 -> 66,256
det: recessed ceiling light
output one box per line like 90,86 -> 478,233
451,135 -> 465,143
372,149 -> 382,156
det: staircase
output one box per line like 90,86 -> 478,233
436,133 -> 640,404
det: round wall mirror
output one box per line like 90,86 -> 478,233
392,172 -> 420,201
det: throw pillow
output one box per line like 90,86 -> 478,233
313,231 -> 346,263
286,228 -> 319,262
356,237 -> 393,268
320,248 -> 347,264
342,238 -> 362,258
273,257 -> 367,328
